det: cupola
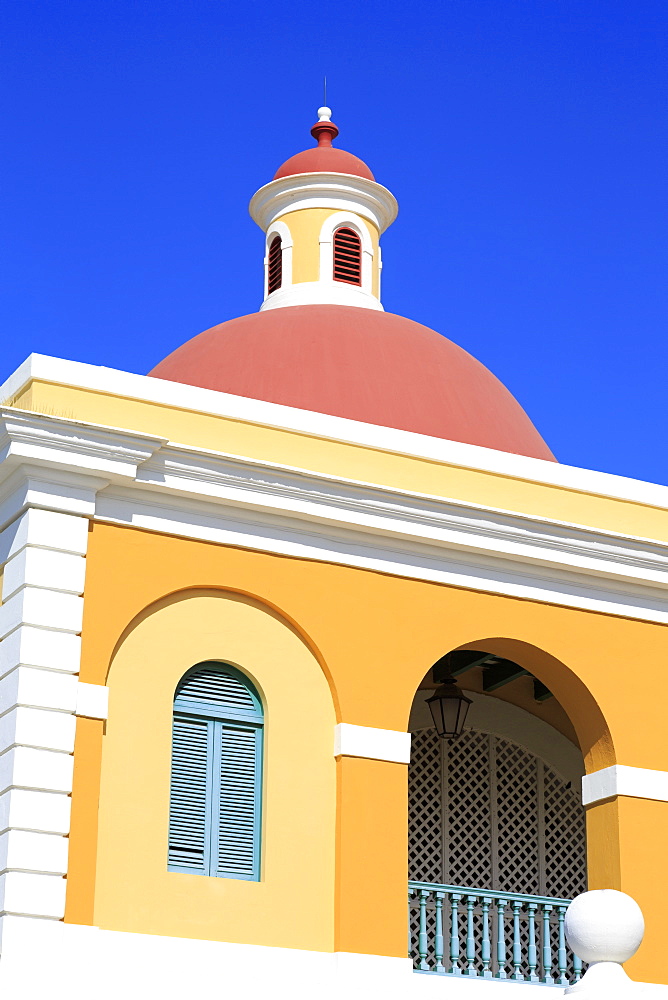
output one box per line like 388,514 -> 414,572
249,107 -> 398,312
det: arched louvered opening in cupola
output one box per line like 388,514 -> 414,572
168,661 -> 263,881
333,226 -> 362,285
267,234 -> 282,294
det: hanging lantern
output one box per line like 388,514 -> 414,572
427,673 -> 472,741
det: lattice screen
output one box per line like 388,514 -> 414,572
408,727 -> 587,899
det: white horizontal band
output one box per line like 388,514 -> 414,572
334,723 -> 411,764
75,683 -> 108,720
582,764 -> 668,806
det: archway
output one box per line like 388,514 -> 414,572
407,643 -> 590,983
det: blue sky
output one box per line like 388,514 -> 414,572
2,1 -> 667,483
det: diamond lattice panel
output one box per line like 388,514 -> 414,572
409,728 -> 443,883
543,766 -> 587,899
445,730 -> 493,888
494,737 -> 540,895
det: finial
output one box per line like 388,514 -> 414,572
563,890 -> 644,996
311,106 -> 339,147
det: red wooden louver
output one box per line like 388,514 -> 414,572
267,235 -> 282,294
333,227 -> 362,286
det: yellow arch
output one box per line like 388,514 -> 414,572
72,588 -> 337,950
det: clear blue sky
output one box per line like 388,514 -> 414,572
2,1 -> 666,483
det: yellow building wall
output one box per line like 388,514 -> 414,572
11,379 -> 668,546
278,207 -> 380,297
66,521 -> 668,982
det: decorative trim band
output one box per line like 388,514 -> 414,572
334,723 -> 411,764
75,682 -> 108,720
582,765 -> 668,806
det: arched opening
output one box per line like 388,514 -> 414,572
267,234 -> 282,293
333,226 -> 362,285
408,646 -> 587,984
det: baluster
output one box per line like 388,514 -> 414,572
573,953 -> 583,983
541,904 -> 553,984
481,897 -> 492,978
557,905 -> 568,985
465,895 -> 477,976
449,892 -> 462,975
527,902 -> 538,982
434,891 -> 445,973
511,900 -> 524,980
418,889 -> 430,971
408,888 -> 414,961
495,900 -> 507,979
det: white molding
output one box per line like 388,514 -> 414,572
582,765 -> 668,806
0,627 -> 81,680
259,279 -> 383,311
75,682 -> 108,720
0,871 -> 66,918
0,747 -> 74,795
0,408 -> 163,488
6,356 -> 668,514
249,172 -> 399,234
0,789 -> 71,836
2,549 -> 86,602
0,504 -> 91,924
4,407 -> 668,623
334,723 -> 411,764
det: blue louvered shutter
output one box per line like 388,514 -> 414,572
168,716 -> 211,872
168,662 -> 263,880
216,724 -> 262,879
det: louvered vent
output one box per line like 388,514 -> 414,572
176,665 -> 257,715
333,227 -> 362,285
267,235 -> 282,294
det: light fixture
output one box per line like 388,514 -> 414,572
427,654 -> 472,740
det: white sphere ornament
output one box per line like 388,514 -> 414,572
564,890 -> 644,996
565,890 -> 644,964
317,107 -> 332,121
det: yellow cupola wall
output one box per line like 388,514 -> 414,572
249,107 -> 398,311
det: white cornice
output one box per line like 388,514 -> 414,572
0,408 -> 164,482
248,173 -> 399,234
4,354 -> 668,513
259,281 -> 383,312
3,408 -> 668,624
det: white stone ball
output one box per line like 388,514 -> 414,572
565,890 -> 644,964
317,107 -> 332,121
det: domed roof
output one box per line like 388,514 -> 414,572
273,108 -> 375,182
149,305 -> 555,462
274,146 -> 374,181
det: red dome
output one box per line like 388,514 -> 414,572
150,305 -> 555,462
274,146 -> 375,181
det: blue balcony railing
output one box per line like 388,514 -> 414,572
408,881 -> 583,985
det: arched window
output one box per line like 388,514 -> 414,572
267,234 -> 282,294
333,227 -> 362,285
168,662 -> 263,881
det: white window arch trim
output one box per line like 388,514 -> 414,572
319,212 -> 375,298
263,220 -> 293,300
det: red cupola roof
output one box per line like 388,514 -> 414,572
149,305 -> 555,462
273,108 -> 375,181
